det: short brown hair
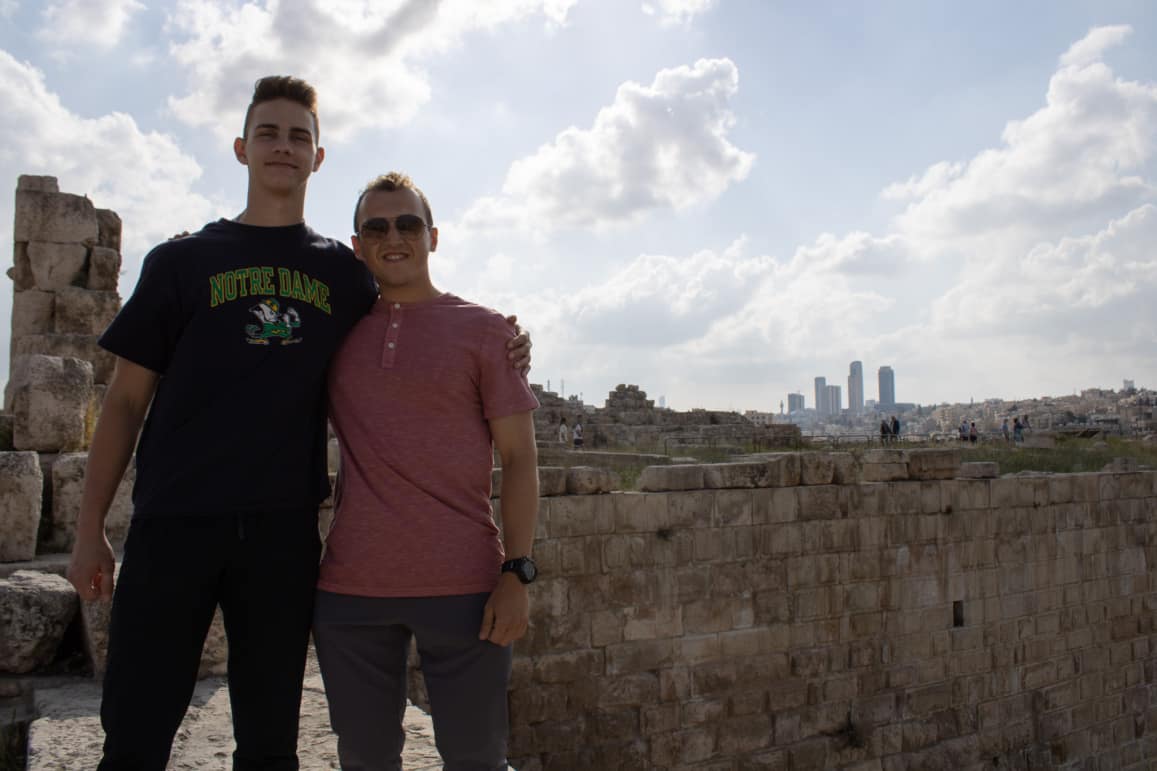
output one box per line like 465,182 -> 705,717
353,172 -> 434,232
241,75 -> 319,142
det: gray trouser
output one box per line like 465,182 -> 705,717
313,590 -> 512,771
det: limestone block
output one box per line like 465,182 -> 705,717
27,242 -> 89,290
10,355 -> 94,452
17,175 -> 60,193
799,453 -> 835,485
639,465 -> 704,492
566,466 -> 618,495
765,453 -> 801,487
47,453 -> 134,552
12,290 -> 55,337
87,246 -> 121,291
863,449 -> 906,464
326,437 -> 340,475
831,452 -> 858,484
861,462 -> 909,483
13,336 -> 114,383
704,462 -> 777,489
96,209 -> 122,251
0,452 -> 44,562
81,570 -> 227,679
958,462 -> 998,479
537,466 -> 567,496
53,288 -> 120,335
14,191 -> 99,244
907,449 -> 962,481
0,570 -> 77,673
8,242 -> 35,291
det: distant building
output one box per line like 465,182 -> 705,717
878,365 -> 895,407
814,377 -> 828,416
788,392 -> 805,413
826,384 -> 842,414
1124,379 -> 1136,392
848,361 -> 864,415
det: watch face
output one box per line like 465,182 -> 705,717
521,558 -> 538,582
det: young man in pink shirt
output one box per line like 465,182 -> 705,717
315,172 -> 539,770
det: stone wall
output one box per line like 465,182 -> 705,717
500,451 -> 1157,770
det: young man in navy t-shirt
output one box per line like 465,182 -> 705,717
66,77 -> 530,770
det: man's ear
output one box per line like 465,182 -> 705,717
313,145 -> 325,172
351,235 -> 366,262
233,137 -> 248,165
429,226 -> 438,253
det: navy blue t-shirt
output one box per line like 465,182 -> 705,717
100,219 -> 376,517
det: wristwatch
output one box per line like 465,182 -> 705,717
500,556 -> 538,584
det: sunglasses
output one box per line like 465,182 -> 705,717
357,215 -> 429,242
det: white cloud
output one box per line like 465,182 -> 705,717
0,1 -> 18,20
890,25 -> 1156,256
458,57 -> 754,234
164,0 -> 577,142
0,50 -> 218,274
641,0 -> 716,26
38,0 -> 145,48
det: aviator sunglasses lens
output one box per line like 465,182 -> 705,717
359,215 -> 427,240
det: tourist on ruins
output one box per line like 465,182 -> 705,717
880,418 -> 891,445
1001,417 -> 1011,443
969,421 -> 978,444
891,415 -> 900,443
959,418 -> 969,442
558,416 -> 570,445
1013,416 -> 1024,443
313,171 -> 539,770
65,77 -> 530,771
573,417 -> 585,448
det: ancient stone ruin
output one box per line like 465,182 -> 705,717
4,177 -> 1157,769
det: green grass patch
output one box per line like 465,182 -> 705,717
962,436 -> 1157,475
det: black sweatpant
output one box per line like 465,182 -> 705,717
97,509 -> 321,771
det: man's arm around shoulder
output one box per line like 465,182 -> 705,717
479,410 -> 539,646
67,357 -> 159,601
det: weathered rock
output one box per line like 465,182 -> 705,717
14,191 -> 99,244
799,452 -> 835,485
0,415 -> 14,451
53,287 -> 120,335
8,242 -> 35,290
638,464 -> 704,492
537,466 -> 567,496
958,462 -> 999,479
26,242 -> 89,290
0,570 -> 77,673
12,290 -> 55,337
862,462 -> 909,483
13,336 -> 114,383
95,209 -> 122,251
0,452 -> 44,562
327,437 -> 340,474
765,453 -> 801,486
17,175 -> 60,193
703,461 -> 780,489
566,466 -> 618,495
831,452 -> 858,484
907,448 -> 962,481
87,246 -> 121,292
46,453 -> 135,552
10,355 -> 94,452
80,563 -> 227,680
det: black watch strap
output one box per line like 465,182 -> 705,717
501,556 -> 538,584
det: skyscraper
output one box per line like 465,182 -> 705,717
878,365 -> 895,407
814,377 -> 828,416
848,361 -> 864,415
788,392 -> 805,413
826,384 -> 842,415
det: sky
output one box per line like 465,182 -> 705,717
1,0 -> 1155,412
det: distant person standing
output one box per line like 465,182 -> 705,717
1001,418 -> 1010,444
572,418 -> 584,449
1013,417 -> 1024,443
880,419 -> 891,446
891,415 -> 900,444
969,422 -> 978,444
959,419 -> 969,442
558,417 -> 570,445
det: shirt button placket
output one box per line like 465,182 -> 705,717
381,303 -> 402,368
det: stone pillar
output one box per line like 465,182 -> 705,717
7,175 -> 122,410
0,451 -> 44,561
